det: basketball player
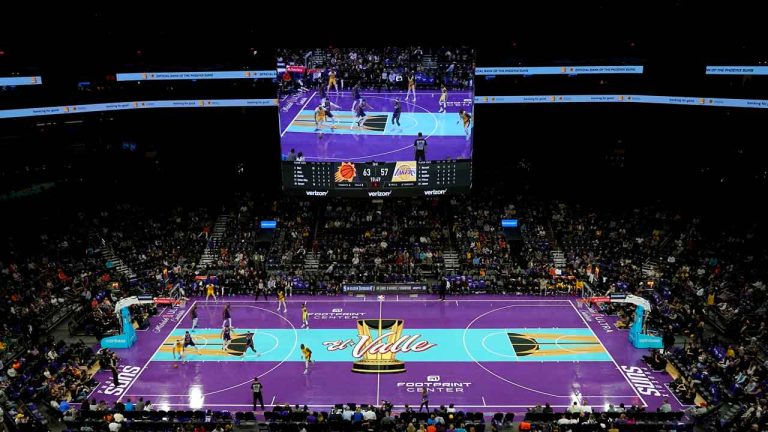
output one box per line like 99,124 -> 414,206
205,282 -> 217,302
300,344 -> 313,374
183,330 -> 198,356
314,105 -> 327,132
322,97 -> 341,128
222,304 -> 232,328
438,84 -> 448,113
173,338 -> 186,364
327,69 -> 339,94
221,325 -> 232,351
405,72 -> 416,102
391,98 -> 402,130
276,289 -> 287,313
351,82 -> 362,112
301,303 -> 310,329
244,330 -> 261,358
317,81 -> 327,100
190,304 -> 198,330
457,109 -> 472,139
352,99 -> 372,130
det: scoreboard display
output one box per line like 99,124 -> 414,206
282,160 -> 472,197
277,45 -> 476,198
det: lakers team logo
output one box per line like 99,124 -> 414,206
391,162 -> 417,182
335,162 -> 356,182
323,319 -> 436,374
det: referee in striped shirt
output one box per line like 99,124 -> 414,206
414,132 -> 427,161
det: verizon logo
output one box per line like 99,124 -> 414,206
368,191 -> 392,197
423,189 -> 447,195
305,190 -> 329,196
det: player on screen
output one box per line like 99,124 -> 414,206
391,98 -> 402,131
205,282 -> 217,302
183,331 -> 198,356
173,339 -> 186,364
190,304 -> 198,330
457,109 -> 472,139
301,303 -> 310,329
276,289 -> 287,313
244,330 -> 261,357
322,97 -> 341,128
222,303 -> 232,328
351,82 -> 362,112
327,69 -> 339,94
314,105 -> 327,132
300,344 -> 313,374
221,325 -> 232,351
405,72 -> 416,102
317,81 -> 327,100
352,99 -> 373,130
438,84 -> 448,113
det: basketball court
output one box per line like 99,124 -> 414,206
279,90 -> 474,162
87,296 -> 683,413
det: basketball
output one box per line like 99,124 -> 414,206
340,164 -> 354,179
173,364 -> 178,368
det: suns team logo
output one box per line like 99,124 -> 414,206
335,162 -> 356,182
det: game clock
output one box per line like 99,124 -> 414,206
282,160 -> 471,197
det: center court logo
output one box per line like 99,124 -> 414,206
322,319 -> 437,374
397,375 -> 472,393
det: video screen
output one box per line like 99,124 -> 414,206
278,46 -> 475,162
277,46 -> 475,196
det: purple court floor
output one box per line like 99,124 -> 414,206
279,89 -> 474,162
87,296 -> 685,414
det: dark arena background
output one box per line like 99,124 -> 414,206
2,6 -> 768,432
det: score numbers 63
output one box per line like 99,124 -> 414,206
362,168 -> 388,176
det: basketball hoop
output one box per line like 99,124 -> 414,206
583,296 -> 611,303
154,297 -> 188,307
